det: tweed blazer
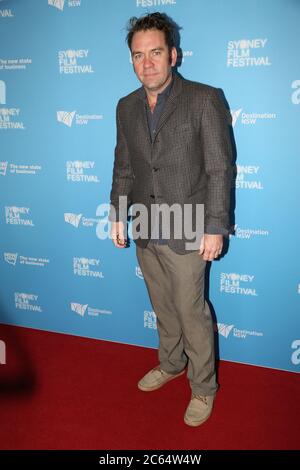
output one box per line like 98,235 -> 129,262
109,73 -> 233,254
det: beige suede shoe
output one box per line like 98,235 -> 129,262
138,366 -> 185,391
184,394 -> 215,427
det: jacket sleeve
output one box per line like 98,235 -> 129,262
200,88 -> 233,236
109,100 -> 134,223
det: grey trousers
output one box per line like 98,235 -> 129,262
136,242 -> 218,396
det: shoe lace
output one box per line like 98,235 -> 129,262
154,366 -> 165,375
192,394 -> 208,405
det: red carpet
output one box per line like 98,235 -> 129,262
0,324 -> 299,450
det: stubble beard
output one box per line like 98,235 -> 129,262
142,70 -> 172,94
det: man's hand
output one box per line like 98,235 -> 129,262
111,221 -> 127,248
199,234 -> 223,261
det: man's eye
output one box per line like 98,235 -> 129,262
153,50 -> 161,56
133,54 -> 142,61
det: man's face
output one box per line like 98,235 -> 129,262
131,29 -> 177,93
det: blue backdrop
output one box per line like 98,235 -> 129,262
0,0 -> 299,373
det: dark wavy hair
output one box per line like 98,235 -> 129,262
126,12 -> 176,52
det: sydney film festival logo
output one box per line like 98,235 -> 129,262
235,165 -> 264,190
73,257 -> 104,279
66,161 -> 99,183
227,38 -> 271,68
220,272 -> 258,296
58,49 -> 94,74
15,293 -> 42,312
0,2 -> 13,17
0,81 -> 25,130
5,206 -> 34,226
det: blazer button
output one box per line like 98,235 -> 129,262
150,195 -> 155,199
152,167 -> 159,172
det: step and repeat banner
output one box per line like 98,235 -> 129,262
0,0 -> 299,373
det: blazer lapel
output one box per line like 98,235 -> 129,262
135,87 -> 152,149
154,73 -> 183,139
134,73 -> 183,155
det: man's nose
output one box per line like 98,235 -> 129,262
143,55 -> 154,68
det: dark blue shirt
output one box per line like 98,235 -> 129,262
143,78 -> 173,142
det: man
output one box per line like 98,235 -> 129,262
109,13 -> 232,427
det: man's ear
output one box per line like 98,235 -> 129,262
170,47 -> 177,66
